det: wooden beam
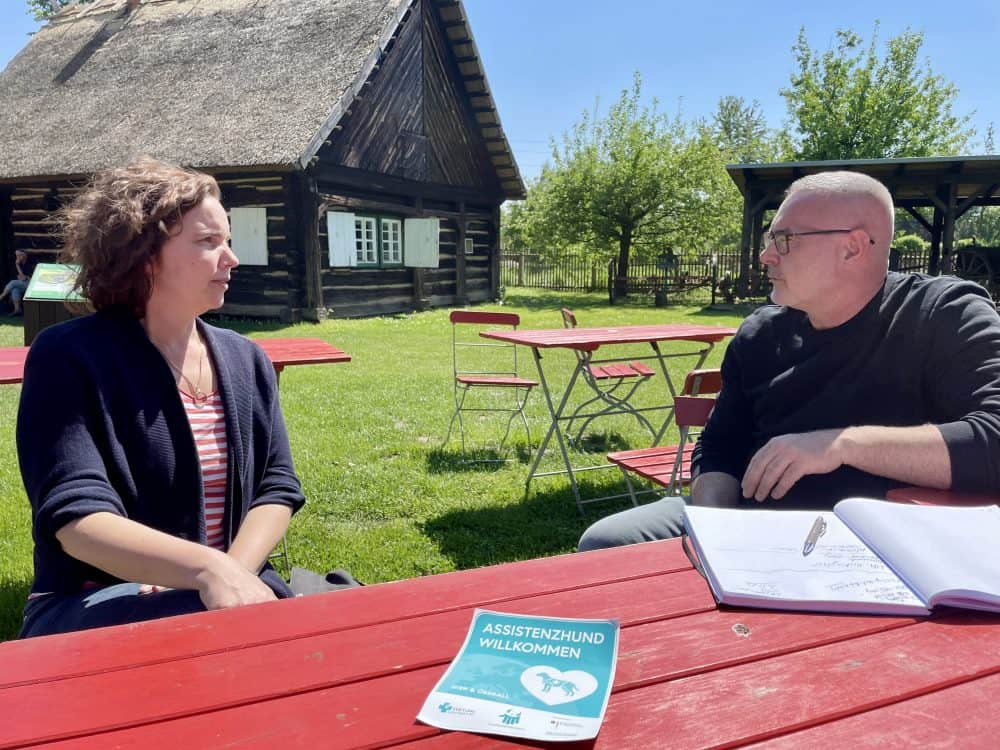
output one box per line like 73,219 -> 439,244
903,205 -> 933,233
311,163 -> 504,205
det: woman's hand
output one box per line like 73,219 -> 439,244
195,549 -> 278,610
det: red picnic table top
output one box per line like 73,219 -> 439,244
481,323 -> 737,351
0,338 -> 349,385
0,346 -> 29,385
2,535 -> 997,749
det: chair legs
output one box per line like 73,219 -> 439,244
564,374 -> 656,445
444,384 -> 533,454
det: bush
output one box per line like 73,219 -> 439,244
893,233 -> 929,252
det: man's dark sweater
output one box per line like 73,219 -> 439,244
692,272 -> 1000,508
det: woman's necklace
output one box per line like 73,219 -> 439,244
163,347 -> 208,407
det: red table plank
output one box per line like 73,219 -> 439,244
253,337 -> 351,368
481,324 -> 737,351
0,346 -> 28,384
887,485 -> 1000,506
749,671 -> 1000,748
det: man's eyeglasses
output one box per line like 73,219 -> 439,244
762,228 -> 875,256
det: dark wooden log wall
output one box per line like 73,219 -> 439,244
323,1 -> 425,180
1,171 -> 301,320
421,0 -> 499,193
316,188 -> 496,318
214,172 -> 298,318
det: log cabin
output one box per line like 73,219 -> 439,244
0,0 -> 524,319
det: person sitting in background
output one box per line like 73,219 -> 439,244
579,170 -> 1000,551
0,249 -> 37,316
17,157 -> 305,638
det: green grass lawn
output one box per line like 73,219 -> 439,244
0,289 -> 747,640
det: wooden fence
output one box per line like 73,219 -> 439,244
501,249 -> 934,304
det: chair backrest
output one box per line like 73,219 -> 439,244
560,308 -> 578,329
682,368 -> 722,396
674,395 -> 716,429
450,310 -> 521,327
669,394 -> 717,491
450,309 -> 521,379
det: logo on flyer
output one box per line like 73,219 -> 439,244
437,702 -> 474,716
499,709 -> 521,726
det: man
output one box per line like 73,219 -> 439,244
579,171 -> 1000,551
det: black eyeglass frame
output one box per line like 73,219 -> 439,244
763,228 -> 875,256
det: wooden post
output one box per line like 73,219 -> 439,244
296,173 -> 326,321
940,182 -> 958,275
737,183 -> 755,297
489,205 -> 501,299
455,201 -> 468,304
929,204 -> 944,276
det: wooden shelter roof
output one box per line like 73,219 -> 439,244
727,155 -> 1000,210
0,0 -> 525,199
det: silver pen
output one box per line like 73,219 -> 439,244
802,515 -> 827,556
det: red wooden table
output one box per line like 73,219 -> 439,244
887,485 -> 1000,506
480,325 -> 736,511
2,537 -> 997,749
0,346 -> 28,385
0,339 -> 350,386
254,337 -> 352,381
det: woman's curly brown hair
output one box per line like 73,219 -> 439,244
58,157 -> 221,317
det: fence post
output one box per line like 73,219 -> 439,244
516,254 -> 525,286
590,261 -> 598,291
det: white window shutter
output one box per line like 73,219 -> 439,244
404,217 -> 440,268
229,207 -> 268,266
327,211 -> 357,267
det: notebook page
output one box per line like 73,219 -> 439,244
683,506 -> 928,615
835,499 -> 1000,611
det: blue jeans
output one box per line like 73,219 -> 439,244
19,569 -> 293,638
577,496 -> 689,551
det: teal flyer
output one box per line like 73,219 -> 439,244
417,609 -> 619,741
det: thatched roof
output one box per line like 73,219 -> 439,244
0,0 -> 524,198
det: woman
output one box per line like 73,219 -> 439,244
17,158 -> 304,638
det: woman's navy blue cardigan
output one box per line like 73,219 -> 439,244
17,308 -> 306,597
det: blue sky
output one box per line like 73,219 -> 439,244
3,0 -> 997,181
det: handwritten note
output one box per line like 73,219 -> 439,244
684,506 -> 929,615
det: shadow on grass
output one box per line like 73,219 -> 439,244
503,290 -> 612,311
425,444 -> 533,474
0,577 -> 30,641
567,431 -> 631,454
421,475 -> 640,570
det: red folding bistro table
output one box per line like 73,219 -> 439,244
2,531 -> 998,749
479,324 -> 736,511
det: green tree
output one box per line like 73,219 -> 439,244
782,24 -> 974,160
538,73 -> 732,300
26,0 -> 92,21
710,96 -> 779,164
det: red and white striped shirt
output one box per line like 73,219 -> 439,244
180,389 -> 229,550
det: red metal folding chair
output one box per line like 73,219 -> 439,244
607,394 -> 717,505
559,307 -> 656,442
444,310 -> 538,453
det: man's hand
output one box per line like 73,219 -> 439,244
741,429 -> 845,502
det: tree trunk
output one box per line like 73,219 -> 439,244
612,228 -> 632,302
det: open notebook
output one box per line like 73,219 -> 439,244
682,499 -> 1000,616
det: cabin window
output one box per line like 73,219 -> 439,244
355,216 -> 378,266
381,218 -> 403,265
328,212 -> 438,268
229,206 -> 268,266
